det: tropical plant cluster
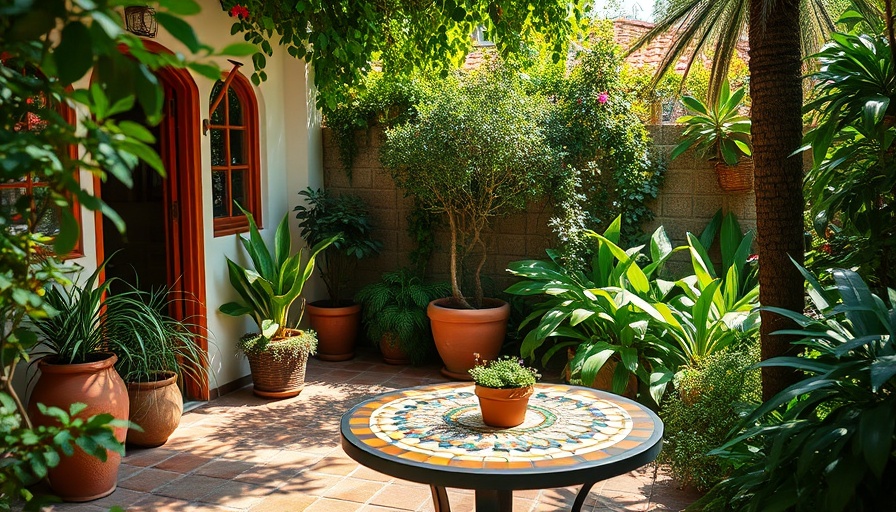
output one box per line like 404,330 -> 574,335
469,355 -> 541,389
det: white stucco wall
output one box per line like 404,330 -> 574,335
65,0 -> 324,394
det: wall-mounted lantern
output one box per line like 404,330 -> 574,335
124,6 -> 158,38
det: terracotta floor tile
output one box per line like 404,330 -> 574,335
123,448 -> 177,467
350,466 -> 394,482
198,479 -> 271,508
249,491 -> 317,511
130,494 -> 193,512
594,490 -> 650,512
360,506 -> 406,512
368,483 -> 430,510
89,487 -> 145,508
154,453 -> 214,473
117,463 -> 143,480
281,472 -> 344,496
118,467 -> 181,492
265,449 -> 322,470
195,459 -> 256,479
304,497 -> 364,512
308,455 -> 359,476
153,474 -> 228,501
234,462 -> 303,488
324,478 -> 386,503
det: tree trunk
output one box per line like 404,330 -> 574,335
749,0 -> 805,401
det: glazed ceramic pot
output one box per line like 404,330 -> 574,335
307,301 -> 361,361
427,298 -> 509,380
126,371 -> 183,447
379,333 -> 411,365
28,353 -> 128,502
245,329 -> 312,398
474,385 -> 534,428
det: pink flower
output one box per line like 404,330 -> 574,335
229,4 -> 249,18
598,91 -> 609,104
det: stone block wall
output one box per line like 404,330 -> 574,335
320,125 -> 757,297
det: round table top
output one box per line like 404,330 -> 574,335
340,382 -> 663,490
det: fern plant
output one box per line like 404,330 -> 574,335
355,269 -> 449,364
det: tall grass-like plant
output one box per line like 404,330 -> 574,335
219,208 -> 338,343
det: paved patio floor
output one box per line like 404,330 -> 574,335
43,350 -> 700,511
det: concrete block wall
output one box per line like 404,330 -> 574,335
320,125 -> 757,297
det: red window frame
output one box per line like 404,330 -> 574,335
1,61 -> 83,258
209,71 -> 261,237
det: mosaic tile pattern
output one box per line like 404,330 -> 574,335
345,383 -> 659,471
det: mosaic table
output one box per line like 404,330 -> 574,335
340,382 -> 663,512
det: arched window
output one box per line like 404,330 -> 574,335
208,72 -> 261,236
0,60 -> 82,256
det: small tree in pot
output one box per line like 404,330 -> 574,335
294,187 -> 382,360
381,67 -> 560,378
219,208 -> 337,398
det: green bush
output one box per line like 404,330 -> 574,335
659,343 -> 760,490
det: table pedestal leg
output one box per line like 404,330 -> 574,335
474,489 -> 512,512
430,485 -> 451,512
571,482 -> 597,512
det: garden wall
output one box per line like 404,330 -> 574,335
320,125 -> 756,297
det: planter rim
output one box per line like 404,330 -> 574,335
308,300 -> 360,311
127,371 -> 177,391
38,352 -> 118,373
427,298 -> 509,324
474,383 -> 535,400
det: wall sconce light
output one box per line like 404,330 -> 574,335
124,6 -> 158,38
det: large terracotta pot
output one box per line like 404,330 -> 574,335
474,385 -> 534,428
28,353 -> 128,502
427,298 -> 509,380
307,301 -> 361,361
126,371 -> 183,448
245,329 -> 312,399
379,333 -> 411,365
566,347 -> 637,398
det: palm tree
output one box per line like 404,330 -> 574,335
632,0 -> 881,399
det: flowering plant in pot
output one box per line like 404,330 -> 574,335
670,80 -> 753,192
219,207 -> 337,398
381,67 -> 560,378
294,187 -> 381,361
469,355 -> 541,428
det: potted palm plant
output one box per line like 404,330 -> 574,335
355,269 -> 449,364
381,68 -> 559,379
107,285 -> 210,447
294,187 -> 381,361
28,263 -> 134,502
469,355 -> 540,428
670,80 -> 753,192
219,207 -> 337,398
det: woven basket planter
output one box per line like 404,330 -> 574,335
244,330 -> 314,399
714,159 -> 754,193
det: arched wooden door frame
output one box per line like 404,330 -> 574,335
95,40 -> 209,400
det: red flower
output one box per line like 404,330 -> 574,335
229,4 -> 249,18
597,91 -> 609,104
820,244 -> 832,254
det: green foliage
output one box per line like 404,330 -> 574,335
469,355 -> 540,389
382,66 -> 562,308
659,342 -> 761,491
802,31 -> 896,290
219,208 -> 337,340
237,331 -> 317,360
0,398 -> 129,511
538,36 -> 665,256
671,80 -> 752,165
220,0 -> 586,110
105,284 -> 209,385
355,269 -> 449,364
506,216 -> 686,404
324,73 -> 427,173
294,188 -> 382,305
698,265 -> 896,511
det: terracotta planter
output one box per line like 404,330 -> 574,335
427,298 -> 509,380
307,301 -> 361,361
565,347 -> 637,398
379,333 -> 411,365
126,372 -> 183,448
474,384 -> 534,428
245,329 -> 311,398
27,353 -> 128,502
